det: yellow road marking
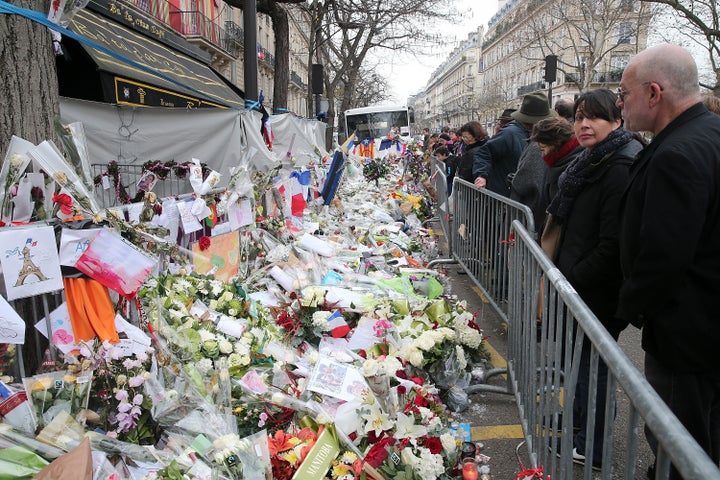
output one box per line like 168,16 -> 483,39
471,424 -> 524,440
482,339 -> 507,371
472,286 -> 489,303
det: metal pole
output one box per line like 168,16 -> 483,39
243,0 -> 258,105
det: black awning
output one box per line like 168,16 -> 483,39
62,9 -> 244,109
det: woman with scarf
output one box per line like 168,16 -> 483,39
541,89 -> 643,469
528,117 -> 584,232
446,121 -> 489,195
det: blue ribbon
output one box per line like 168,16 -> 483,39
0,1 -> 247,110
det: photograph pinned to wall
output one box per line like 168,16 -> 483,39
191,230 -> 240,283
136,171 -> 158,193
33,302 -> 78,355
0,295 -> 26,344
74,227 -> 157,299
0,225 -> 64,300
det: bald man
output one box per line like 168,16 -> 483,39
616,43 -> 720,478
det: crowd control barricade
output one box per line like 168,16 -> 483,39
440,177 -> 536,324
506,219 -> 720,480
91,163 -> 193,209
424,157 -> 453,259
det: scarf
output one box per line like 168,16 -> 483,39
547,128 -> 634,224
543,137 -> 580,168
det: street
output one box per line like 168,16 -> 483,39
440,266 -> 656,479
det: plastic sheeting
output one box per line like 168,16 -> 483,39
269,113 -> 329,166
59,98 -> 329,179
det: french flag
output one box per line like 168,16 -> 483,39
326,310 -> 350,338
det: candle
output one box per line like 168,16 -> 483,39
462,461 -> 479,480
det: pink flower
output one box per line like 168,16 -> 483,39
115,390 -> 129,401
128,375 -> 145,387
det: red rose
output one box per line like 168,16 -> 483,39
409,375 -> 424,386
198,236 -> 211,251
271,456 -> 293,480
364,437 -> 396,468
423,436 -> 443,454
397,385 -> 407,395
52,193 -> 74,214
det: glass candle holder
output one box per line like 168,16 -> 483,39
462,460 -> 479,480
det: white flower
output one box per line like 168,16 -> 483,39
440,432 -> 457,454
394,411 -> 428,439
362,359 -> 380,377
416,333 -> 436,352
312,310 -> 332,327
380,355 -> 403,375
218,340 -> 233,354
197,329 -> 216,342
196,358 -> 213,375
458,327 -> 483,349
234,342 -> 250,356
9,153 -> 25,169
361,404 -> 393,436
456,345 -> 467,370
415,447 -> 445,480
221,291 -> 234,302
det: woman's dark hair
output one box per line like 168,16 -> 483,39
435,146 -> 450,156
458,121 -> 488,141
573,88 -> 622,122
529,117 -> 574,149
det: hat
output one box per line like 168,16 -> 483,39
511,92 -> 556,124
498,108 -> 516,121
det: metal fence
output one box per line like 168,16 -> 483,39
91,163 -> 193,209
507,220 -> 720,479
426,175 -> 720,479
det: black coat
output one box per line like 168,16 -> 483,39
617,103 -> 720,372
447,140 -> 487,187
472,121 -> 529,196
554,140 -> 642,336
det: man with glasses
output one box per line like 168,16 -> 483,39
616,43 -> 720,479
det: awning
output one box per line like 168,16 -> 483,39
65,9 -> 244,109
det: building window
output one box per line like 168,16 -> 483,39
618,23 -> 635,44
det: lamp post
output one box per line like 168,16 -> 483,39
243,0 -> 258,105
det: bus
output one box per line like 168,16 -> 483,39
343,104 -> 415,141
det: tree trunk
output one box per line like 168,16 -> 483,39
0,0 -> 59,156
268,3 -> 289,111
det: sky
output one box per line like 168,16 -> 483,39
379,0 -> 500,103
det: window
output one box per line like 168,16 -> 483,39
618,23 -> 635,44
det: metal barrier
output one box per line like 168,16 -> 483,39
443,177 -> 536,324
91,163 -> 193,209
506,220 -> 720,479
424,157 -> 453,259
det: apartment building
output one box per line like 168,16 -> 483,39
411,0 -> 650,133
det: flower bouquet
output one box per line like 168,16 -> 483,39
22,369 -> 93,430
0,136 -> 34,223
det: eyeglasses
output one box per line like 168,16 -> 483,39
617,81 -> 652,102
461,135 -> 474,141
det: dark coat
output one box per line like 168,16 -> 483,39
617,103 -> 720,372
472,121 -> 529,196
448,139 -> 487,188
554,140 -> 642,336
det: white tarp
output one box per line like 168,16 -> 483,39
59,97 -> 280,179
269,113 -> 329,165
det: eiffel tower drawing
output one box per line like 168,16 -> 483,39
14,245 -> 48,286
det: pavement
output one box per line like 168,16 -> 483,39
440,265 -> 655,480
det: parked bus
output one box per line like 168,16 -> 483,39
343,104 -> 415,141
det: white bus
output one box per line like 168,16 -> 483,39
343,104 -> 415,141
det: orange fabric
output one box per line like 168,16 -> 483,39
63,277 -> 120,343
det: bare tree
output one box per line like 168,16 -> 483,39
352,66 -> 392,108
525,0 -> 652,91
1,0 -> 59,157
315,0 -> 457,144
642,0 -> 720,92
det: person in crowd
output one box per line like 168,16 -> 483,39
542,88 -> 643,470
473,93 -> 554,197
615,43 -> 720,479
422,128 -> 431,150
434,133 -> 451,152
446,121 -> 489,195
448,129 -> 462,155
701,92 -> 720,114
518,117 -> 582,232
433,146 -> 453,194
554,98 -> 575,122
495,109 -> 517,133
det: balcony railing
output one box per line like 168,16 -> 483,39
565,69 -> 624,85
290,71 -> 305,89
517,81 -> 545,96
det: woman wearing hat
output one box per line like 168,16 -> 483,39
541,89 -> 643,470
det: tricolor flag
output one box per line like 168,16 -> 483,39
326,310 -> 350,338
